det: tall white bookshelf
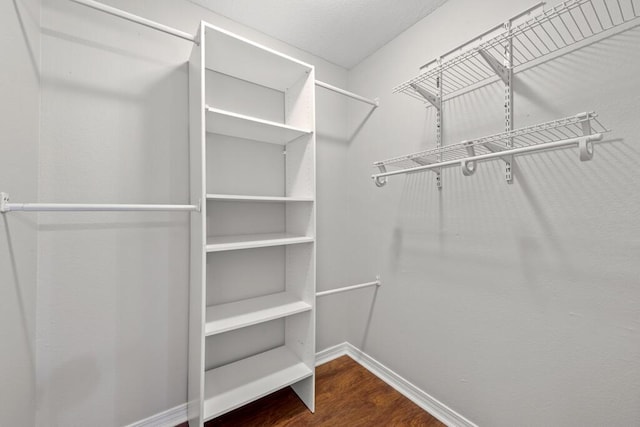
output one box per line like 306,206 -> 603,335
188,22 -> 316,426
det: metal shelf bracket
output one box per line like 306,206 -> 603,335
0,193 -> 9,213
478,49 -> 510,84
374,165 -> 388,187
409,84 -> 440,110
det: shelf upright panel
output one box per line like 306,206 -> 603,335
284,64 -> 317,412
187,21 -> 207,427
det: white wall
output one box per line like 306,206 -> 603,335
0,0 -> 40,426
345,0 -> 640,425
37,0 -> 348,425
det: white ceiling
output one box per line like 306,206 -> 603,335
190,0 -> 448,69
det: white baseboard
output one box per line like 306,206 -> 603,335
315,341 -> 351,365
124,403 -> 187,427
130,342 -> 475,427
316,342 -> 477,427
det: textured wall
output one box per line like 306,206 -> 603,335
0,0 -> 40,426
37,0 -> 347,425
345,0 -> 640,425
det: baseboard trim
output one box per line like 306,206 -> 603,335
124,403 -> 187,427
130,342 -> 474,427
315,342 -> 351,366
317,342 -> 477,427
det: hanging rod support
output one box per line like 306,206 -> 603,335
316,276 -> 381,297
68,0 -> 198,44
315,80 -> 379,107
482,141 -> 512,163
478,49 -> 510,84
410,84 -> 440,110
0,193 -> 199,213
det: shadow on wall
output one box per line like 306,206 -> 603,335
2,215 -> 37,378
12,0 -> 39,77
37,24 -> 191,423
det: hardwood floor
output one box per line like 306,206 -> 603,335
179,355 -> 445,426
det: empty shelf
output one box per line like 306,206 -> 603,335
203,23 -> 312,92
205,107 -> 312,145
395,0 -> 640,103
206,233 -> 314,252
206,194 -> 314,202
205,292 -> 311,336
203,346 -> 312,421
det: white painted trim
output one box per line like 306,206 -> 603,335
123,403 -> 187,427
129,343 -> 474,427
315,342 -> 350,366
315,342 -> 477,427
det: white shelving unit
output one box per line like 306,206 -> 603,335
189,22 -> 316,426
376,0 -> 637,187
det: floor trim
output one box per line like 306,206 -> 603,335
124,403 -> 188,427
129,342 -> 475,427
317,342 -> 477,427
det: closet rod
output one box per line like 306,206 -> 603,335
67,0 -> 379,107
372,134 -> 602,181
0,193 -> 198,213
316,277 -> 381,297
68,0 -> 197,43
315,80 -> 379,107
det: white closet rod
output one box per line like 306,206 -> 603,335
0,193 -> 198,213
68,0 -> 378,108
315,80 -> 379,107
68,0 -> 197,43
316,277 -> 381,297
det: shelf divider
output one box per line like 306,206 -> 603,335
205,106 -> 311,145
206,232 -> 314,252
203,346 -> 312,421
206,194 -> 314,203
205,292 -> 311,336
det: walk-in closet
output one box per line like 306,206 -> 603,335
2,0 -> 639,426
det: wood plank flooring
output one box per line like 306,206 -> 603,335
179,355 -> 445,426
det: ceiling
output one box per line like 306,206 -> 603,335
189,0 -> 448,69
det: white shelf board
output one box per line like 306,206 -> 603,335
203,23 -> 312,92
205,107 -> 311,145
206,233 -> 314,252
206,194 -> 314,203
203,346 -> 312,421
205,292 -> 311,336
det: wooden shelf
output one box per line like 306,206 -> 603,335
206,194 -> 314,203
206,233 -> 314,252
203,346 -> 312,421
205,292 -> 311,336
205,107 -> 311,145
203,23 -> 313,92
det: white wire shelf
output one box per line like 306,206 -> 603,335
394,0 -> 640,103
372,112 -> 609,185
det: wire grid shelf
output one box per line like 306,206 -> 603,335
394,0 -> 640,103
373,112 -> 609,173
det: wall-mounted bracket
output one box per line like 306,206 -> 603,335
478,49 -> 510,84
374,164 -> 388,187
578,113 -> 594,161
409,83 -> 440,110
0,192 -> 10,213
461,141 -> 477,176
482,141 -> 513,164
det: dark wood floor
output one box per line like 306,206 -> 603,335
179,355 -> 445,426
